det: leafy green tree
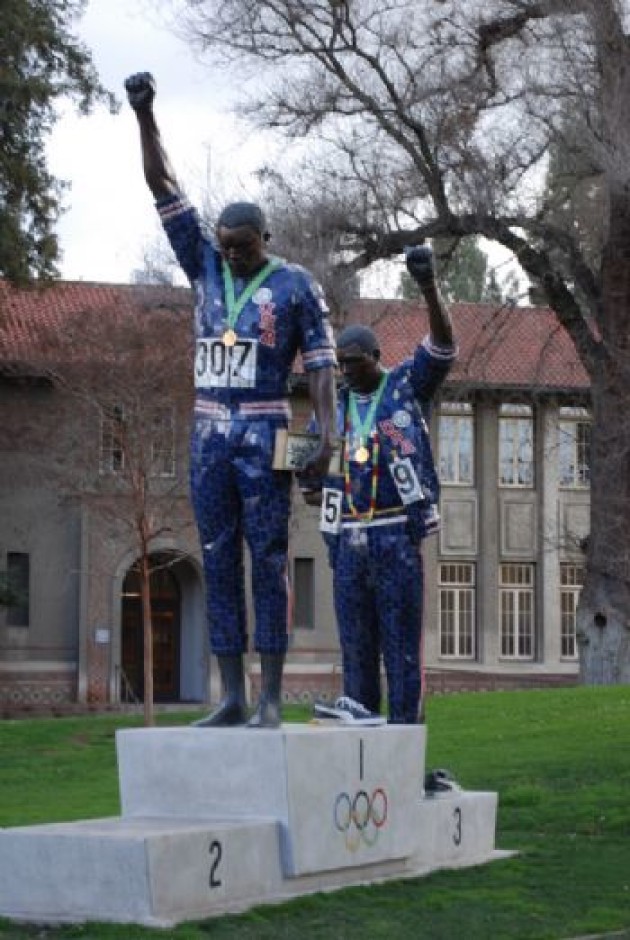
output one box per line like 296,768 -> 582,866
0,0 -> 116,284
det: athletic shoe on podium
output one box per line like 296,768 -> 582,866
313,695 -> 386,726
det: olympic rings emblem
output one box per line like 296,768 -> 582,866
333,788 -> 388,852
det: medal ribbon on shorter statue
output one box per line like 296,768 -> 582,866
343,429 -> 381,521
348,372 -> 388,463
222,258 -> 278,345
343,372 -> 388,521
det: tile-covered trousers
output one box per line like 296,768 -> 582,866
332,522 -> 424,723
190,415 -> 291,655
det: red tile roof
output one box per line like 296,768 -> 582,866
349,299 -> 590,391
0,280 -> 192,370
0,280 -> 590,392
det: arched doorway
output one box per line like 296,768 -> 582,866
121,559 -> 181,703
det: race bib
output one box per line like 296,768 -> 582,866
389,457 -> 424,505
194,338 -> 258,389
320,488 -> 343,534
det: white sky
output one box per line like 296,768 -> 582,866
47,0 -> 522,298
47,0 -> 280,285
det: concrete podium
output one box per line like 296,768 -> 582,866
0,724 -> 509,927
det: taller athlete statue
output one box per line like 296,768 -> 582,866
125,72 -> 337,728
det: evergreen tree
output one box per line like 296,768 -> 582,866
0,0 -> 116,283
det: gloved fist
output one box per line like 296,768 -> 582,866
124,72 -> 156,111
405,244 -> 435,288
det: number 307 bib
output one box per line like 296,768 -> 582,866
195,338 -> 258,389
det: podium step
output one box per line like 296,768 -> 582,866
0,724 -> 510,927
116,724 -> 426,876
0,816 -> 284,925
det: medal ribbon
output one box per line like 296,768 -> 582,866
222,259 -> 278,334
348,372 -> 389,453
343,429 -> 381,521
343,372 -> 388,521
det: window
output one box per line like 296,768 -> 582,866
558,407 -> 591,489
151,407 -> 176,477
499,404 -> 534,487
293,558 -> 314,629
101,405 -> 175,477
439,563 -> 475,658
560,563 -> 584,659
100,404 -> 125,474
6,552 -> 30,627
439,403 -> 474,484
500,563 -> 534,659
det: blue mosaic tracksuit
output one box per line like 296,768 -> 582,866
322,337 -> 456,722
157,192 -> 336,655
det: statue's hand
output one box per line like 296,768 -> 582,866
300,438 -> 333,482
405,244 -> 435,288
124,72 -> 156,111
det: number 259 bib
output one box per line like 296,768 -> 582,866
195,338 -> 258,389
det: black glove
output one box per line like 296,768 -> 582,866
124,72 -> 156,111
405,245 -> 435,288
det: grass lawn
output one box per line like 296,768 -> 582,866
0,686 -> 629,939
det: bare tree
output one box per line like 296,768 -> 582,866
255,168 -> 360,325
2,290 -> 196,723
131,235 -> 178,286
171,0 -> 630,683
61,298 -> 196,723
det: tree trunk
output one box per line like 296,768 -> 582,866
577,188 -> 630,683
140,551 -> 155,726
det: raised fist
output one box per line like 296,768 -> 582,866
124,72 -> 156,111
405,244 -> 435,288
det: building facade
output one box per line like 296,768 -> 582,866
0,283 -> 590,711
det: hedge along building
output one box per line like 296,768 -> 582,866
0,281 -> 590,710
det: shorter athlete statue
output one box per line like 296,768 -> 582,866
311,245 -> 456,725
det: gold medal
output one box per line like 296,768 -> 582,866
354,445 -> 370,464
222,328 -> 237,347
